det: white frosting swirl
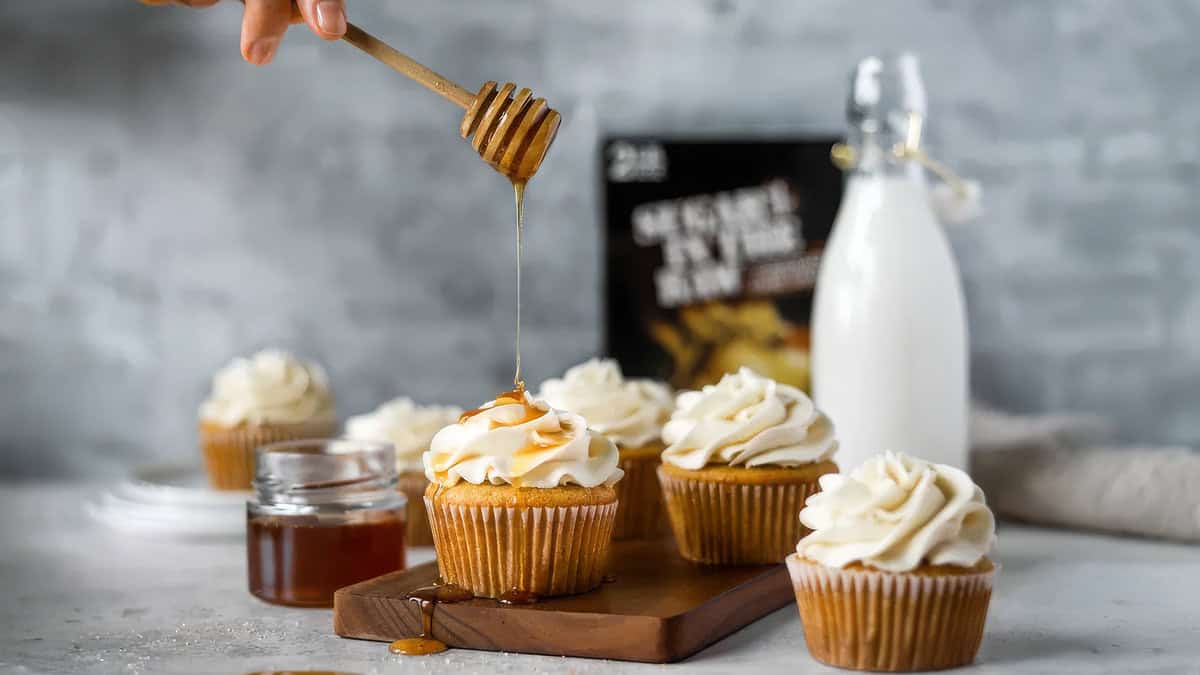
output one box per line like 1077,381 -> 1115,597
538,359 -> 673,448
199,350 -> 335,426
797,452 -> 996,572
345,398 -> 462,473
660,367 -> 836,470
423,390 -> 623,488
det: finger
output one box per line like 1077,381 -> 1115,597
295,0 -> 346,40
240,0 -> 292,65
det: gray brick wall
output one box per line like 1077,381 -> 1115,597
2,1 -> 1197,477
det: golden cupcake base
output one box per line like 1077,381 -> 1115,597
658,461 -> 837,565
612,442 -> 668,540
199,419 -> 337,490
787,555 -> 996,672
425,483 -> 618,599
396,470 -> 433,547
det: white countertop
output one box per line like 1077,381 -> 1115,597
1,482 -> 1197,674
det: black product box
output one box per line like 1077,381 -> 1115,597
602,137 -> 844,392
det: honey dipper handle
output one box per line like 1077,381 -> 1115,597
341,22 -> 475,109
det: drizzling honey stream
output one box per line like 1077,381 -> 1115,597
387,175 -> 545,658
513,180 -> 526,389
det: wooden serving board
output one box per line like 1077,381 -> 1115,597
333,537 -> 792,663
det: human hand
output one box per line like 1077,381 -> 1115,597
140,0 -> 348,66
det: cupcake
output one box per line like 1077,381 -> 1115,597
198,350 -> 336,490
539,359 -> 673,539
658,367 -> 837,564
789,452 -> 997,671
423,388 -> 622,599
344,398 -> 462,546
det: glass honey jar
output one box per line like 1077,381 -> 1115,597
247,438 -> 407,607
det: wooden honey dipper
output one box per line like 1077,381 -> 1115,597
219,2 -> 558,180
341,23 -> 560,182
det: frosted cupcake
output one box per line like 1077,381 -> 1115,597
539,359 -> 672,539
789,452 -> 997,671
199,350 -> 336,490
344,398 -> 461,546
423,388 -> 623,599
658,367 -> 837,564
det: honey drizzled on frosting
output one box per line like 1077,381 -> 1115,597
458,383 -> 537,426
425,388 -> 623,489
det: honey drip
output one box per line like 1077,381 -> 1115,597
458,383 -> 527,423
456,382 -> 545,431
512,180 -> 526,389
390,583 -> 474,657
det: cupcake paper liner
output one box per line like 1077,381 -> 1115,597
612,453 -> 668,540
658,467 -> 824,564
396,470 -> 433,547
200,420 -> 337,491
787,555 -> 995,672
425,498 -> 617,599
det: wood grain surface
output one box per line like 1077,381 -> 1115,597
333,537 -> 792,663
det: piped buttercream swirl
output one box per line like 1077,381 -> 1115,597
796,451 -> 996,572
538,358 -> 672,448
199,350 -> 335,426
345,398 -> 462,473
660,367 -> 836,470
423,389 -> 623,488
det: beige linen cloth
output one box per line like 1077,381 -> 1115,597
971,407 -> 1200,543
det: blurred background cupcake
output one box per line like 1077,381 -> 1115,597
539,358 -> 673,539
198,350 -> 336,490
423,389 -> 622,599
659,367 -> 838,564
789,452 -> 997,671
344,397 -> 461,546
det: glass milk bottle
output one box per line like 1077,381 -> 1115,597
812,54 -> 968,470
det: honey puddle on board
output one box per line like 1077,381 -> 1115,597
389,583 -> 475,656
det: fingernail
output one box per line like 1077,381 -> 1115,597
247,38 -> 278,65
315,1 -> 346,35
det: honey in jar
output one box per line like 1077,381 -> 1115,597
247,438 -> 407,608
